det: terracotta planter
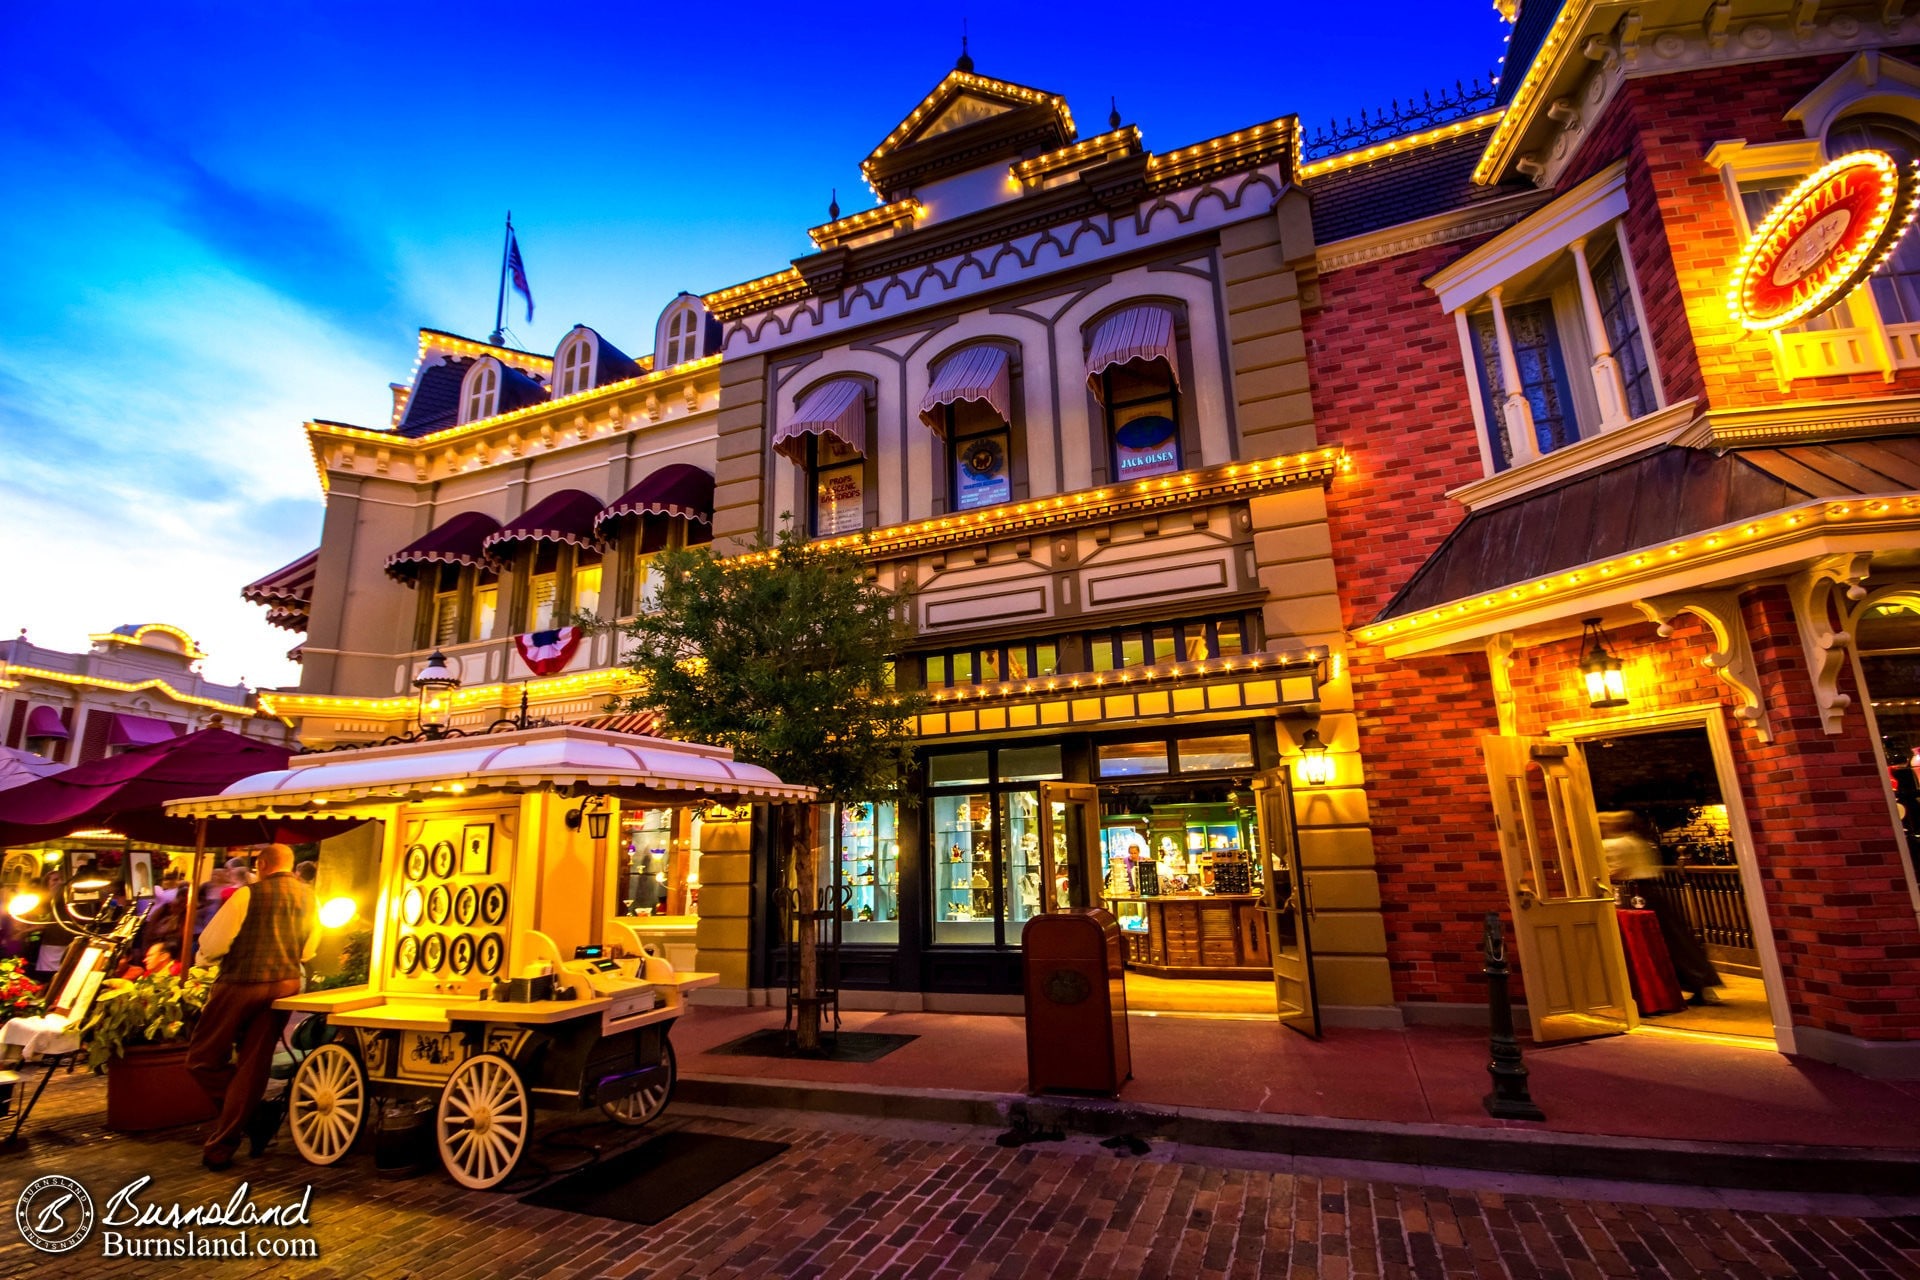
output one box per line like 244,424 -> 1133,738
105,1042 -> 216,1132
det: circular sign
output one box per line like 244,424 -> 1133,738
1729,149 -> 1916,331
1043,968 -> 1091,1005
15,1175 -> 94,1255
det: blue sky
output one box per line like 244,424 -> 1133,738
0,1 -> 1509,689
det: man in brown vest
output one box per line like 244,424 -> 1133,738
186,843 -> 319,1170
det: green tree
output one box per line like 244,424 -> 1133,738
610,525 -> 922,1050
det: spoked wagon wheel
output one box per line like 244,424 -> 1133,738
436,1053 -> 529,1190
601,1040 -> 677,1126
288,1042 -> 367,1166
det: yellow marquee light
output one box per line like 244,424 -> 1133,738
3,665 -> 257,717
88,622 -> 207,658
1472,3 -> 1583,184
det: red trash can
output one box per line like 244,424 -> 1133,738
1021,909 -> 1131,1095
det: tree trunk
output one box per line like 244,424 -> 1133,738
793,803 -> 822,1053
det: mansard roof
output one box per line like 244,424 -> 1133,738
1305,123 -> 1527,245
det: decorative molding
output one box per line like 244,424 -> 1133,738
1631,590 -> 1771,742
1675,392 -> 1920,446
1428,161 -> 1628,312
1786,552 -> 1873,734
1446,398 -> 1699,511
1487,633 -> 1518,735
1312,191 -> 1548,274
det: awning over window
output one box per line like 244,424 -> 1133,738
577,711 -> 661,736
1086,305 -> 1180,401
595,465 -> 715,537
773,378 -> 867,463
482,490 -> 609,558
24,706 -> 68,741
918,346 -> 1012,436
107,714 -> 186,749
385,511 -> 502,583
241,549 -> 318,632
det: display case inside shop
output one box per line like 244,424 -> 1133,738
933,792 -> 995,943
1099,802 -> 1267,977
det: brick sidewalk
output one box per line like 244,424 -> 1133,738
1,1070 -> 1916,1279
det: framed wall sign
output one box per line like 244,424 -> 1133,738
461,824 -> 494,876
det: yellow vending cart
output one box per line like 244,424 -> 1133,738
166,724 -> 813,1189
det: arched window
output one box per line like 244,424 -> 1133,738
557,337 -> 594,397
665,308 -> 699,365
462,361 -> 499,423
1829,113 -> 1920,325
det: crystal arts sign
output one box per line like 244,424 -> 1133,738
1728,149 -> 1917,331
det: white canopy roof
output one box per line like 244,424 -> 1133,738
164,724 -> 815,817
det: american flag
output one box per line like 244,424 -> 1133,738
507,230 -> 533,322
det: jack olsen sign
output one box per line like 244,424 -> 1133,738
1728,149 -> 1918,331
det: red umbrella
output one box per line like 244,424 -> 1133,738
0,727 -> 316,849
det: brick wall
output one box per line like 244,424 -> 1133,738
1509,600 -> 1920,1042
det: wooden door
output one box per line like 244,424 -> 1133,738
1481,736 -> 1636,1042
1251,769 -> 1319,1037
1037,782 -> 1102,913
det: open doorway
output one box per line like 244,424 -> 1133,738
1580,726 -> 1774,1040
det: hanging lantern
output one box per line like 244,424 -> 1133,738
1298,728 -> 1332,786
413,650 -> 461,738
1579,618 -> 1628,709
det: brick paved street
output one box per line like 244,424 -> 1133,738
1,1069 -> 1917,1279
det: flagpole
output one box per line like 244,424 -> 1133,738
490,212 -> 512,346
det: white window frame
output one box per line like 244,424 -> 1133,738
460,358 -> 500,424
1429,161 -> 1664,478
661,304 -> 702,367
557,334 -> 595,397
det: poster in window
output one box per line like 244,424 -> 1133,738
1113,414 -> 1180,480
815,463 -> 864,536
954,433 -> 1011,510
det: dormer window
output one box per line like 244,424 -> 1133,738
557,336 -> 594,397
461,360 -> 500,423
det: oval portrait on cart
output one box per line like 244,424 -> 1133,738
478,932 -> 504,975
449,933 -> 475,975
426,885 -> 451,925
401,886 -> 425,926
395,933 -> 420,974
403,844 -> 429,881
454,884 -> 479,926
480,884 -> 508,925
421,933 -> 446,973
430,841 -> 457,879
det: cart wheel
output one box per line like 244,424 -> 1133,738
288,1043 -> 366,1166
601,1040 -> 676,1127
436,1053 -> 529,1190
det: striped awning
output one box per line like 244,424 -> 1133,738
1086,305 -> 1181,401
385,511 -> 502,583
107,714 -> 186,749
773,378 -> 867,463
242,550 -> 318,632
24,706 -> 68,741
481,490 -> 608,558
577,711 -> 662,737
918,346 -> 1012,436
595,464 -> 715,536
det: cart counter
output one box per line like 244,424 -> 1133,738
1102,894 -> 1270,978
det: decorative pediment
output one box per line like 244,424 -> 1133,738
863,69 -> 1074,199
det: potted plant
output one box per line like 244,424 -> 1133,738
0,957 -> 46,1024
79,964 -> 218,1132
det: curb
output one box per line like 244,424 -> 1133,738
679,1073 -> 1920,1195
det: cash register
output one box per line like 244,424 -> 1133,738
561,944 -> 658,1033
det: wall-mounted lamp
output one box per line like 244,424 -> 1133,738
1298,728 -> 1332,786
413,650 -> 461,737
1578,618 -> 1628,710
566,795 -> 612,840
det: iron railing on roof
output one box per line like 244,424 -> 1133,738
1302,78 -> 1500,161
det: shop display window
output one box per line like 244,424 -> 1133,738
932,791 -> 995,944
836,801 -> 899,943
1088,614 -> 1248,672
1176,734 -> 1254,773
616,808 -> 700,919
1003,791 -> 1043,927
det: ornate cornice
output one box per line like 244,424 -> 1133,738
1314,190 -> 1548,274
1676,393 -> 1920,447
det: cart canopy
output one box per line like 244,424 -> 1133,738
164,724 -> 815,818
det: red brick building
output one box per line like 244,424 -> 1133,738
1302,0 -> 1920,1075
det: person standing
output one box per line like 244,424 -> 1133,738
185,844 -> 318,1170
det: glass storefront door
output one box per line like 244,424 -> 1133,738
926,744 -> 1064,947
1003,790 -> 1042,928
